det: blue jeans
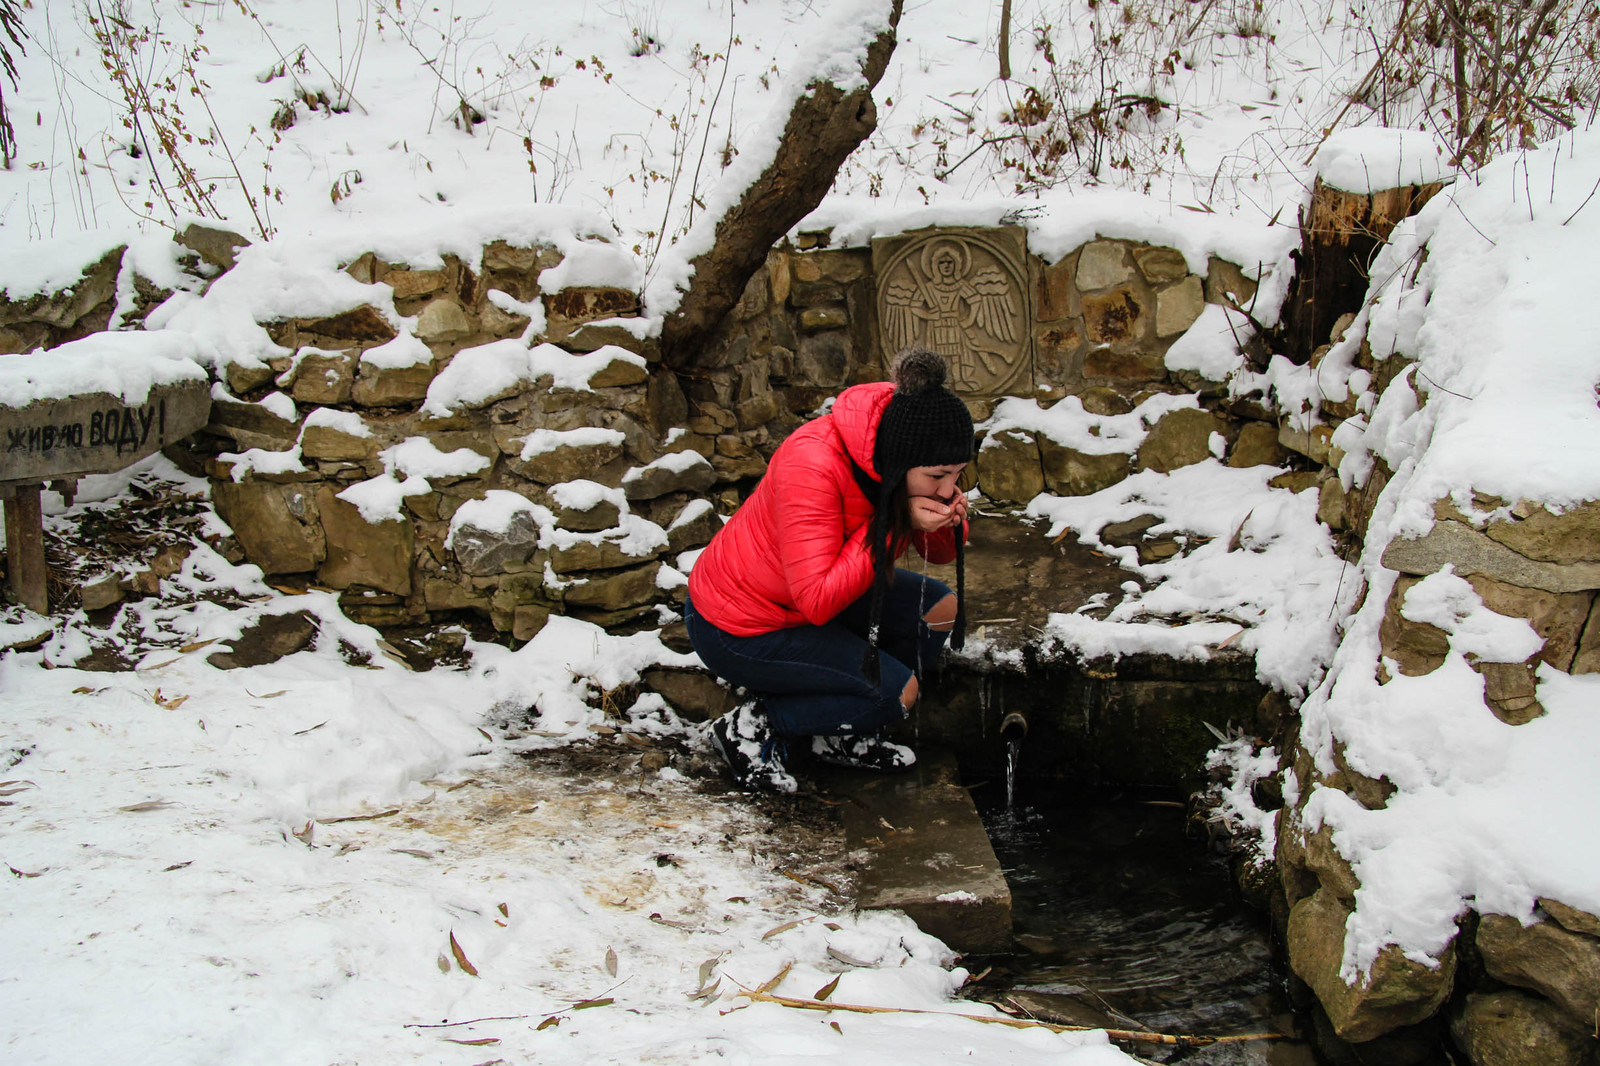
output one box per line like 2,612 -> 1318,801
684,569 -> 954,738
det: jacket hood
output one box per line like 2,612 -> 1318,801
830,381 -> 894,482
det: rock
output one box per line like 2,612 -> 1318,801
1483,501 -> 1600,565
452,508 -> 542,576
206,610 -> 318,669
1287,887 -> 1456,1043
553,496 -> 620,533
509,436 -> 625,484
1082,288 -> 1147,347
289,349 -> 355,405
176,224 -> 250,272
483,240 -> 560,273
1479,914 -> 1600,1025
1037,254 -> 1079,320
549,534 -> 664,574
513,605 -> 551,641
1100,513 -> 1160,546
1155,276 -> 1206,337
206,392 -> 301,452
1079,387 -> 1135,416
1383,520 -> 1600,594
129,545 -> 192,595
79,573 -> 124,611
1038,439 -> 1129,497
353,359 -> 436,407
385,268 -> 448,299
565,323 -> 658,359
415,299 -> 474,343
663,498 -> 720,554
0,246 -> 122,333
212,481 -> 325,573
1474,660 -> 1545,724
1136,407 -> 1223,473
586,356 -> 649,389
1205,257 -> 1259,307
976,430 -> 1044,504
1299,820 -> 1361,900
1228,421 -> 1286,468
223,360 -> 277,395
1076,240 -> 1134,290
799,305 -> 849,332
289,306 -> 396,346
1280,422 -> 1336,464
420,574 -> 490,611
561,562 -> 663,610
641,666 -> 737,722
1462,575 -> 1592,670
794,330 -> 850,386
622,452 -> 716,501
1378,576 -> 1450,675
1575,600 -> 1600,674
1271,470 -> 1322,494
1540,900 -> 1600,938
1451,990 -> 1596,1066
1134,246 -> 1189,284
1319,477 -> 1348,530
316,485 -> 414,595
299,422 -> 377,461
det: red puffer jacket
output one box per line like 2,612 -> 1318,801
687,381 -> 964,636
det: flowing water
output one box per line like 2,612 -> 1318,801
978,795 -> 1317,1065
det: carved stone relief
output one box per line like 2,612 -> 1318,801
871,227 -> 1032,398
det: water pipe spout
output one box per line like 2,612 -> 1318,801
999,711 -> 1029,739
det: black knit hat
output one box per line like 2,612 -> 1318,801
861,349 -> 973,686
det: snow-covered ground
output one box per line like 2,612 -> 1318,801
3,0 -> 1600,1057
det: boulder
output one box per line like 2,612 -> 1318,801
1287,888 -> 1456,1043
1484,501 -> 1600,565
1383,520 -> 1600,594
1155,276 -> 1206,337
1076,240 -> 1135,290
452,508 -> 542,576
641,666 -> 737,722
353,360 -> 436,407
549,534 -> 664,574
316,485 -> 414,595
509,436 -> 625,484
205,610 -> 318,669
1450,990 -> 1595,1066
1038,439 -> 1129,497
561,562 -> 663,610
415,299 -> 474,343
1474,660 -> 1544,724
1464,574 -> 1593,671
1576,600 -> 1600,674
1134,246 -> 1189,284
553,497 -> 621,534
1228,421 -> 1286,468
206,394 -> 300,452
1541,899 -> 1600,939
664,498 -> 720,554
622,452 -> 716,501
79,573 -> 124,612
1378,577 -> 1450,676
1081,288 -> 1147,347
1137,407 -> 1223,473
420,574 -> 491,611
976,430 -> 1045,504
289,349 -> 355,405
212,481 -> 325,574
176,224 -> 250,272
299,422 -> 377,462
1478,914 -> 1600,1025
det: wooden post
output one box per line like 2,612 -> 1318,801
3,483 -> 48,614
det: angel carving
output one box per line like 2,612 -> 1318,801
882,239 -> 1019,391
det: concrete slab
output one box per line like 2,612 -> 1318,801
825,751 -> 1012,955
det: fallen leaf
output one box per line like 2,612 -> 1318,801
162,861 -> 192,872
604,947 -> 618,977
830,1021 -> 843,1034
393,848 -> 434,859
756,961 -> 792,994
119,800 -> 173,812
497,902 -> 509,918
814,975 -> 841,1001
572,998 -> 612,1010
292,721 -> 328,735
761,917 -> 809,940
437,953 -> 452,973
823,922 -> 842,931
268,583 -> 308,596
648,912 -> 694,930
686,977 -> 721,1001
71,686 -> 101,694
651,820 -> 681,829
535,1016 -> 561,1031
696,955 -> 723,988
8,865 -> 43,878
449,931 -> 479,977
444,1037 -> 499,1046
292,821 -> 315,844
141,657 -> 181,671
179,638 -> 219,653
246,689 -> 288,699
0,782 -> 37,796
827,946 -> 874,967
478,727 -> 493,741
322,808 -> 399,823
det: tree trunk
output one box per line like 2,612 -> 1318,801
659,0 -> 903,371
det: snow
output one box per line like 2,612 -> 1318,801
1313,127 -> 1453,194
519,426 -> 627,461
0,330 -> 207,407
985,392 -> 1198,456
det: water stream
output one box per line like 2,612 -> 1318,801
976,794 -> 1316,1064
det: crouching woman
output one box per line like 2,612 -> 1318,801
684,348 -> 974,791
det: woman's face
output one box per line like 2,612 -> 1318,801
905,463 -> 968,503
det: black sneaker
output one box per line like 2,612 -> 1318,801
810,732 -> 916,772
708,702 -> 797,793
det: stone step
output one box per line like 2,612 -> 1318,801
824,750 -> 1011,955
